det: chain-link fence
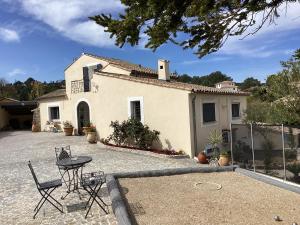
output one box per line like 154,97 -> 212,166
231,123 -> 300,183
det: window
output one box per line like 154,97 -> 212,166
49,107 -> 60,120
128,97 -> 144,123
130,101 -> 141,121
160,65 -> 163,69
202,103 -> 216,123
232,103 -> 240,118
222,129 -> 230,143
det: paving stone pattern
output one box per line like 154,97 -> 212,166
0,131 -> 199,225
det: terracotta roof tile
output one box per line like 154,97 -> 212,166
37,89 -> 66,101
84,53 -> 157,75
96,72 -> 249,96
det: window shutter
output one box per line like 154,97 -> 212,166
232,103 -> 240,118
83,67 -> 90,92
203,103 -> 216,123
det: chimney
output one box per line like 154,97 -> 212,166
158,59 -> 170,81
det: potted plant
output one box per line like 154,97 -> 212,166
82,121 -> 92,136
63,121 -> 73,136
219,150 -> 230,166
197,151 -> 208,164
87,125 -> 97,143
207,129 -> 223,165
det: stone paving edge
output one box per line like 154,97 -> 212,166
107,166 -> 236,225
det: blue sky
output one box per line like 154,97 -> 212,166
0,1 -> 300,83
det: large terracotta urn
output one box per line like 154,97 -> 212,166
87,131 -> 97,144
197,152 -> 208,164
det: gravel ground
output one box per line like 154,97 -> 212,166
0,131 -> 199,225
119,172 -> 300,225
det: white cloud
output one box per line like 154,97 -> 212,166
4,0 -> 123,47
8,68 -> 26,77
182,56 -> 231,65
217,3 -> 300,57
0,27 -> 20,42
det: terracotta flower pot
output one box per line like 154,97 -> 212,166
32,124 -> 39,132
63,127 -> 73,136
82,127 -> 92,136
218,155 -> 230,166
87,131 -> 97,143
197,152 -> 208,164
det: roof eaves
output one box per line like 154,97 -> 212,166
36,89 -> 67,101
37,94 -> 67,101
96,71 -> 250,96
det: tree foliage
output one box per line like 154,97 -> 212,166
0,77 -> 65,101
177,71 -> 232,87
90,0 -> 297,57
245,49 -> 300,125
239,77 -> 261,90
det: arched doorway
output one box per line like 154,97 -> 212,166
77,101 -> 90,135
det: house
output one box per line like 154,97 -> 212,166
37,53 -> 249,157
215,81 -> 239,91
0,97 -> 37,130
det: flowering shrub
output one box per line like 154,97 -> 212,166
90,124 -> 96,132
108,119 -> 160,150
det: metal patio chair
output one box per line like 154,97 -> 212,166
81,171 -> 108,218
28,161 -> 63,219
55,145 -> 72,188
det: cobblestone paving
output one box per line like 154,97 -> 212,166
0,131 -> 199,225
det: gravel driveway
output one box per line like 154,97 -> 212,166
0,131 -> 198,225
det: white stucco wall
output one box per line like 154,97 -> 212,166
38,54 -> 249,157
192,94 -> 247,155
38,98 -> 67,131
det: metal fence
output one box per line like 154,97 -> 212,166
231,123 -> 300,184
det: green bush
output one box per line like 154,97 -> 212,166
287,161 -> 300,178
108,119 -> 160,150
233,141 -> 251,162
262,139 -> 273,173
285,149 -> 297,161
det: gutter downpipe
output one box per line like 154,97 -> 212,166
192,94 -> 198,157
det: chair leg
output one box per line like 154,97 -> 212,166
41,189 -> 64,212
33,188 -> 63,219
33,188 -> 55,219
34,195 -> 45,212
44,191 -> 63,208
84,183 -> 108,218
95,185 -> 108,206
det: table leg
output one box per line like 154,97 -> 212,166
61,169 -> 75,200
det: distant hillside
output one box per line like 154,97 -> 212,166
0,77 -> 65,101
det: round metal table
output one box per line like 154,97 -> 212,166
56,156 -> 92,199
57,156 -> 92,168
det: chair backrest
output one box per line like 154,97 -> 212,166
28,161 -> 40,188
55,145 -> 71,162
